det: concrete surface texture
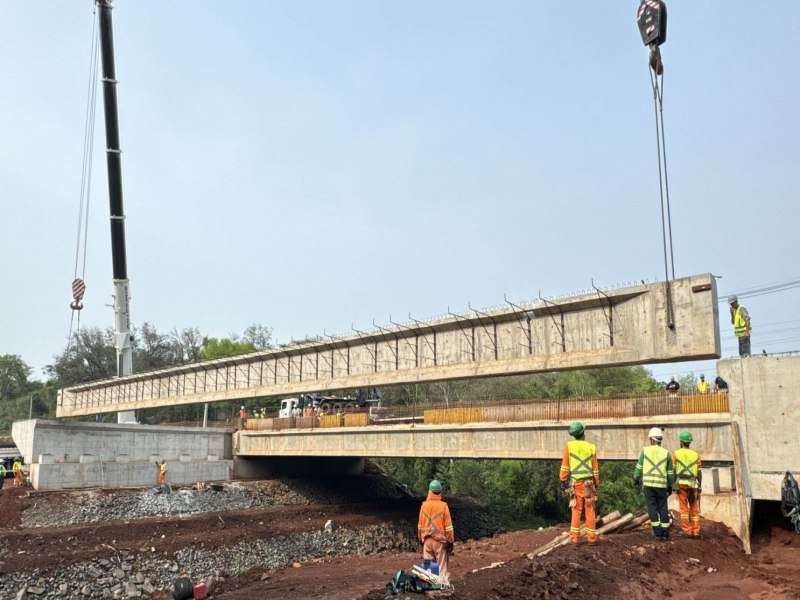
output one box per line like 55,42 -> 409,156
12,420 -> 234,491
722,354 -> 800,501
12,420 -> 233,464
57,273 -> 720,417
235,413 -> 734,461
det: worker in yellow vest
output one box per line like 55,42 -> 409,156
560,421 -> 600,544
633,427 -> 674,540
728,295 -> 751,357
12,458 -> 24,487
156,460 -> 167,485
696,374 -> 710,394
673,431 -> 702,538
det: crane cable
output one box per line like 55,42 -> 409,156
67,5 -> 101,354
649,60 -> 675,283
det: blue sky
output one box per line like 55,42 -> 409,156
1,2 -> 798,382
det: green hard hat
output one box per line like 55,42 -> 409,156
568,421 -> 585,436
429,479 -> 443,493
679,430 -> 693,443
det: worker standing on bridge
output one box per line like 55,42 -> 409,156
696,374 -> 710,394
418,480 -> 455,586
673,431 -> 702,538
728,295 -> 752,357
633,427 -> 674,540
12,457 -> 24,487
560,421 -> 599,544
666,377 -> 680,395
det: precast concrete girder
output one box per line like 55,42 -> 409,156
235,414 -> 734,462
57,273 -> 720,417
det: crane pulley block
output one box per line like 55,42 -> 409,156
637,0 -> 667,48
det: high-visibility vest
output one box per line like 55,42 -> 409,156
674,448 -> 699,487
567,440 -> 596,481
642,445 -> 670,488
418,493 -> 455,543
12,461 -> 22,473
697,380 -> 709,393
733,306 -> 749,337
160,463 -> 167,474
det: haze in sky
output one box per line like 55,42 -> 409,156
1,2 -> 798,383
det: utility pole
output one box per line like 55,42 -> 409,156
97,0 -> 136,424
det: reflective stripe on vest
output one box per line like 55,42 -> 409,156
734,306 -> 748,337
642,445 -> 669,488
674,448 -> 699,487
567,440 -> 595,481
419,508 -> 446,540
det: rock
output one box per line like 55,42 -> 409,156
15,589 -> 27,600
133,573 -> 144,584
81,584 -> 93,595
25,587 -> 45,596
686,558 -> 701,565
324,519 -> 333,533
123,582 -> 141,598
141,582 -> 155,595
112,568 -> 125,580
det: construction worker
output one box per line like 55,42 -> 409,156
633,427 -> 674,540
559,421 -> 599,544
238,406 -> 247,429
666,377 -> 680,395
673,430 -> 702,538
728,295 -> 751,357
12,458 -> 24,487
714,375 -> 728,393
0,462 -> 6,490
417,480 -> 455,587
697,374 -> 710,394
156,460 -> 167,485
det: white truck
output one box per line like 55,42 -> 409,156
278,392 -> 380,418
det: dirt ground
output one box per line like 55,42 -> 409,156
2,484 -> 800,600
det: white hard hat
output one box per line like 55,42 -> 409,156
728,294 -> 738,304
648,427 -> 663,439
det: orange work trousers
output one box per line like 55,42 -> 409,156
158,471 -> 166,485
569,479 -> 597,543
676,486 -> 700,535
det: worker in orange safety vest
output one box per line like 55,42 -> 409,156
417,479 -> 455,586
560,421 -> 600,543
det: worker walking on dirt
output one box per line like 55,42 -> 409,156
560,421 -> 600,544
633,427 -> 674,540
156,460 -> 167,485
673,431 -> 702,538
418,479 -> 455,586
0,462 -> 6,490
728,295 -> 751,357
12,458 -> 24,487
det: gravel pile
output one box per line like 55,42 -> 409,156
0,522 -> 416,599
23,483 -> 314,529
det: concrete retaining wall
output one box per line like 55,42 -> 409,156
11,420 -> 235,491
31,459 -> 232,490
12,420 -> 233,465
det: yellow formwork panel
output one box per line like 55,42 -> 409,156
424,407 -> 482,424
319,414 -> 343,428
343,412 -> 369,427
681,393 -> 729,414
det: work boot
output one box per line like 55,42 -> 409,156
692,533 -> 702,539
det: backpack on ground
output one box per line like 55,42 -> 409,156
385,570 -> 426,595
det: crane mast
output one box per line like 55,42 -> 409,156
97,0 -> 135,424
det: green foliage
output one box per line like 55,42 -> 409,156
597,461 -> 645,515
200,337 -> 256,360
